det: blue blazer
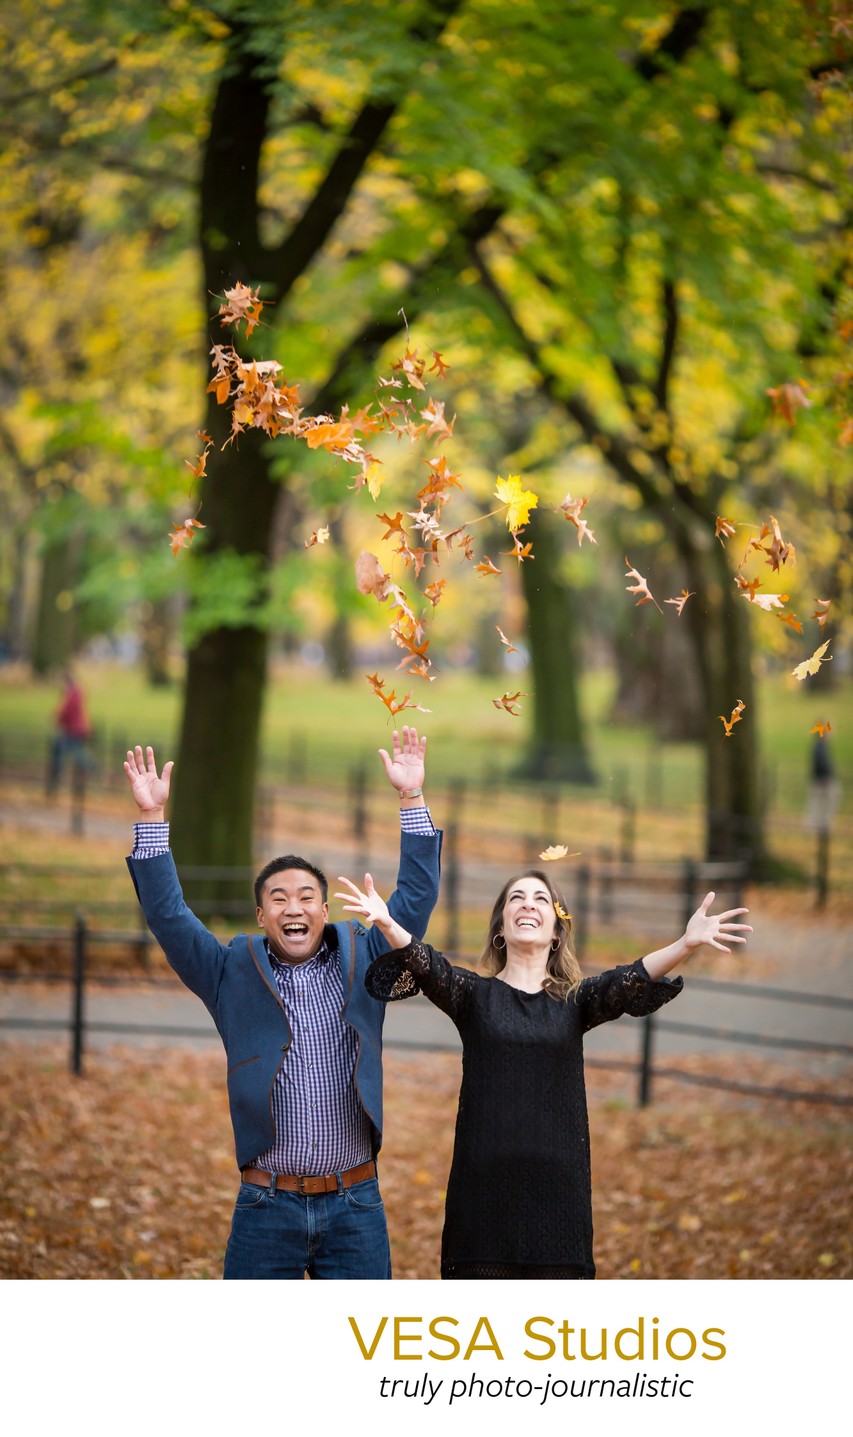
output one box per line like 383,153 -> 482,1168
127,831 -> 441,1170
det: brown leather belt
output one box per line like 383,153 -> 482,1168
240,1159 -> 377,1195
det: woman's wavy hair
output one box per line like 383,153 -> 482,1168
479,868 -> 581,1000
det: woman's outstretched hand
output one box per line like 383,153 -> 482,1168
334,874 -> 413,951
684,891 -> 752,954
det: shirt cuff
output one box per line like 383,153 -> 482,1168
132,821 -> 171,858
400,805 -> 437,836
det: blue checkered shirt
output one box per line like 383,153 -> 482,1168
131,805 -> 436,1174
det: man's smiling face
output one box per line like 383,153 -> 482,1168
257,868 -> 329,964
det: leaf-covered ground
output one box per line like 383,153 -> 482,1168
0,1045 -> 848,1280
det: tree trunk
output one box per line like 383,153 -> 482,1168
680,536 -> 765,869
31,534 -> 78,675
516,507 -> 595,783
170,415 -> 280,885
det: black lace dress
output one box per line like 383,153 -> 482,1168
366,943 -> 682,1279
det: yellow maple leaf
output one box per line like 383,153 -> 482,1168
495,473 -> 538,531
792,640 -> 832,681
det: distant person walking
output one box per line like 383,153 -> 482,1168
47,670 -> 92,793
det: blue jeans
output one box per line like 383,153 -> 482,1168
223,1175 -> 392,1280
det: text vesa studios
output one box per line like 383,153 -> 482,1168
348,1313 -> 726,1364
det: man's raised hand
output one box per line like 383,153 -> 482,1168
378,725 -> 427,796
123,745 -> 174,818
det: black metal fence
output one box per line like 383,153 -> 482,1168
1,904 -> 850,1110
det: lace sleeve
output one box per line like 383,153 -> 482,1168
365,941 -> 472,1022
578,958 -> 683,1034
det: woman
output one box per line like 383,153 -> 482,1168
334,867 -> 751,1280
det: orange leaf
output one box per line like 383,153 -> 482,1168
169,516 -> 206,556
664,589 -> 694,616
218,282 -> 265,335
813,598 -> 832,631
475,557 -> 502,576
718,699 -> 746,737
777,611 -> 804,634
767,380 -> 811,424
496,626 -> 518,654
303,527 -> 330,549
491,690 -> 530,716
555,493 -> 597,546
378,511 -> 407,541
423,579 -> 447,608
504,533 -> 534,563
715,515 -> 737,542
810,721 -> 832,739
624,557 -> 663,613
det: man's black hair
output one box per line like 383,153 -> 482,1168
254,855 -> 329,908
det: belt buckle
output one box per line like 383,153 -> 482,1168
296,1173 -> 309,1195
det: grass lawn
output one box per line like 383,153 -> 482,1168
2,658 -> 850,815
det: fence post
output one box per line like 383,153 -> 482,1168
598,846 -> 613,924
638,1014 -> 655,1107
682,857 -> 698,931
445,819 -> 460,953
815,828 -> 830,909
351,762 -> 369,871
619,797 -> 635,864
574,863 -> 590,958
71,761 -> 86,836
71,913 -> 87,1076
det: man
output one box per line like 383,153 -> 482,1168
48,669 -> 92,793
124,726 -> 440,1279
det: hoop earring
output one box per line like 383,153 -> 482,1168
493,934 -> 506,950
550,936 -> 560,952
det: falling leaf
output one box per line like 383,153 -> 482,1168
420,397 -> 455,443
504,532 -> 535,564
218,282 -> 265,335
767,380 -> 811,423
719,699 -> 746,737
554,901 -> 573,923
664,589 -> 694,616
747,592 -> 789,612
715,515 -> 736,542
304,527 -> 330,549
624,557 -> 663,613
556,493 -> 597,545
423,579 -> 447,608
734,573 -> 762,600
365,672 -> 431,716
391,346 -> 427,390
184,440 -> 212,480
813,598 -> 832,631
496,626 -> 518,654
741,516 -> 796,572
169,516 -> 206,556
492,690 -> 530,716
378,511 -> 407,541
475,557 -> 502,576
429,350 -> 450,379
810,721 -> 832,738
777,611 -> 804,634
539,845 -> 581,861
495,473 -> 539,531
792,641 -> 832,681
354,550 -> 391,600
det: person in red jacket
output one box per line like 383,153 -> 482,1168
47,670 -> 93,792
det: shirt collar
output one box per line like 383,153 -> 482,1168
265,937 -> 331,973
